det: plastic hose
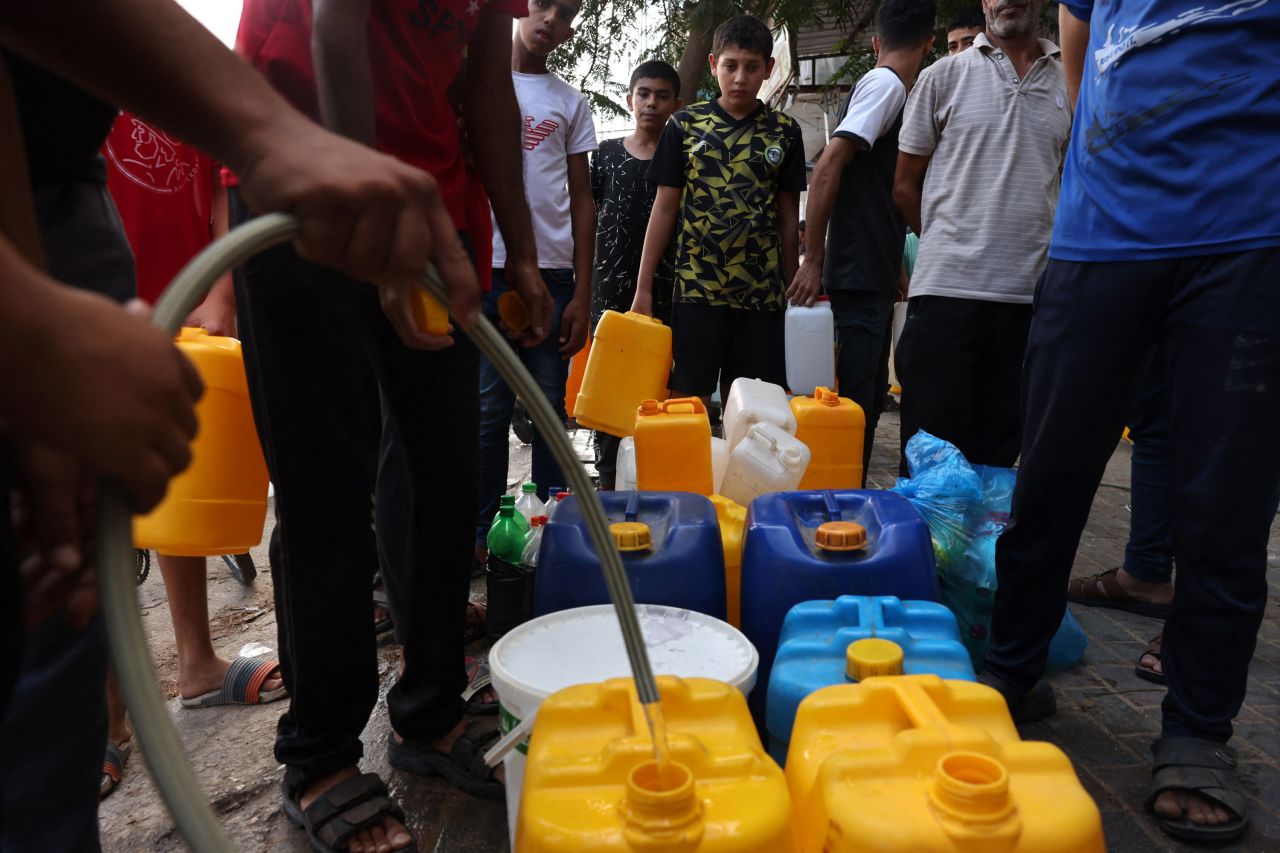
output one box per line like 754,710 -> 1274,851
98,212 -> 660,850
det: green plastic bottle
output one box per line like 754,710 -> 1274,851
487,500 -> 527,564
492,493 -> 529,534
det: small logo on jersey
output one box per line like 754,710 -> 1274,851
1056,96 -> 1065,109
523,116 -> 561,151
105,116 -> 198,195
765,145 -> 783,165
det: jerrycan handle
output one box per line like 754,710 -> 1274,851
662,397 -> 707,416
822,490 -> 842,522
625,490 -> 641,523
747,422 -> 777,450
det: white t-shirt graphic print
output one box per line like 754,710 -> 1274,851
491,71 -> 598,269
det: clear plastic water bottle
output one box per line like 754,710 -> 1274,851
545,489 -> 571,521
521,515 -> 548,568
515,481 -> 545,526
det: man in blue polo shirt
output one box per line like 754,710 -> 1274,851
978,0 -> 1280,844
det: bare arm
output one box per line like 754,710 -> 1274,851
631,185 -> 681,316
560,151 -> 594,356
464,10 -> 550,344
787,137 -> 857,305
0,62 -> 202,515
0,0 -> 481,314
0,0 -> 305,188
1059,4 -> 1090,112
893,152 -> 931,237
313,0 -> 376,147
778,190 -> 801,289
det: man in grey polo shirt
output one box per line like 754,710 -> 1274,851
892,0 -> 1070,474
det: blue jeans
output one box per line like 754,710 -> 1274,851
476,269 -> 575,545
1124,348 -> 1174,584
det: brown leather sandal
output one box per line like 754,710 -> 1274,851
1135,633 -> 1166,685
1067,568 -> 1170,618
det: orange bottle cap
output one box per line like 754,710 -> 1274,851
815,521 -> 867,552
638,399 -> 661,416
497,291 -> 530,331
814,387 -> 840,406
611,521 -> 653,551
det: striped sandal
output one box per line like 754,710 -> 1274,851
100,738 -> 132,799
179,657 -> 287,708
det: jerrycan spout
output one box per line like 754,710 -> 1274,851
930,751 -> 1016,824
622,760 -> 705,849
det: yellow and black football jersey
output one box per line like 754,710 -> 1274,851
648,99 -> 806,311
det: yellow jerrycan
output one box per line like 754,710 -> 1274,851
565,335 -> 591,418
133,328 -> 269,556
634,398 -> 713,494
785,675 -> 1104,852
517,676 -> 793,852
709,495 -> 746,627
574,309 -> 672,437
791,388 -> 865,490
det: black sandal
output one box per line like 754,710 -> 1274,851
1134,633 -> 1165,685
281,772 -> 416,853
387,721 -> 504,800
1148,737 -> 1250,843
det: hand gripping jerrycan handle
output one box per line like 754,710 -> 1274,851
95,212 -> 662,853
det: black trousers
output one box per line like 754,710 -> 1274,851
895,295 -> 1032,475
986,249 -> 1280,743
829,289 -> 897,479
232,193 -> 477,789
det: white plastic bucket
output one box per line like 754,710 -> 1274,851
488,604 -> 758,845
784,298 -> 835,396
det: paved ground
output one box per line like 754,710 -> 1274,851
99,412 -> 1280,851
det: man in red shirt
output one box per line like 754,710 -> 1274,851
233,2 -> 547,849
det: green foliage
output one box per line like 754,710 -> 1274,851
549,0 -> 1059,113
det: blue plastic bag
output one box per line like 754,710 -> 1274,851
894,432 -> 1087,671
893,432 -> 981,573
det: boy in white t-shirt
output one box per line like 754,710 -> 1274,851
477,0 -> 597,551
787,0 -> 936,477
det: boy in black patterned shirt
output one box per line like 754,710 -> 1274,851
632,15 -> 805,402
589,59 -> 682,487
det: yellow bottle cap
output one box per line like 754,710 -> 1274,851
611,522 -> 653,552
846,638 -> 904,680
815,521 -> 867,552
637,399 -> 661,416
